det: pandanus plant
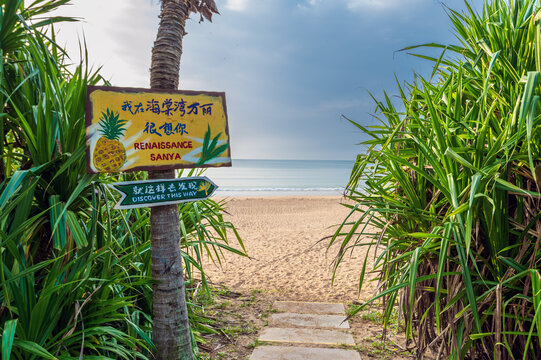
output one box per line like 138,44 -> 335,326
332,1 -> 541,358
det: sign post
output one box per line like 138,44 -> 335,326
108,177 -> 217,209
85,84 -> 231,358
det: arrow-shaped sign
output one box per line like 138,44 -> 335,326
108,176 -> 218,209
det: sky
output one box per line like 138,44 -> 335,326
53,0 -> 469,160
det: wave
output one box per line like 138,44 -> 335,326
215,187 -> 345,192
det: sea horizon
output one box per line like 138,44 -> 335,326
203,158 -> 355,197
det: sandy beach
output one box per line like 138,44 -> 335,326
202,196 -> 378,303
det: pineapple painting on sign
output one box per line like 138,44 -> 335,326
85,86 -> 231,173
93,109 -> 128,172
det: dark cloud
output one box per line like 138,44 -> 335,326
177,0 -> 468,159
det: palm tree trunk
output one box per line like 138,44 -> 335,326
149,0 -> 193,359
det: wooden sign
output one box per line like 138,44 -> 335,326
109,177 -> 218,209
86,86 -> 231,173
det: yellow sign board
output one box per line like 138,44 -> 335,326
85,86 -> 231,173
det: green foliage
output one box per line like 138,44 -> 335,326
197,126 -> 229,165
98,109 -> 128,141
332,0 -> 541,358
0,1 -> 245,358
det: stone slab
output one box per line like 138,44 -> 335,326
250,345 -> 361,360
259,327 -> 355,346
274,301 -> 345,315
270,313 -> 349,329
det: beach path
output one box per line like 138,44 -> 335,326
250,300 -> 361,359
197,197 -> 417,359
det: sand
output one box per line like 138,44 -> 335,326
201,196 -> 378,303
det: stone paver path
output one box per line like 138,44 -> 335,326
250,301 -> 361,360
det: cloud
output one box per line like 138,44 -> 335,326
345,0 -> 422,11
225,0 -> 250,11
299,0 -> 424,13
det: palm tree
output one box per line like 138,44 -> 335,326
148,1 -> 218,359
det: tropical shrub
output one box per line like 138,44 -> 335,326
332,1 -> 541,359
0,1 -> 244,358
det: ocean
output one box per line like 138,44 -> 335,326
204,159 -> 354,196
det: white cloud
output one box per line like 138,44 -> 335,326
225,0 -> 250,11
297,0 -> 322,10
299,0 -> 423,13
345,0 -> 422,11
